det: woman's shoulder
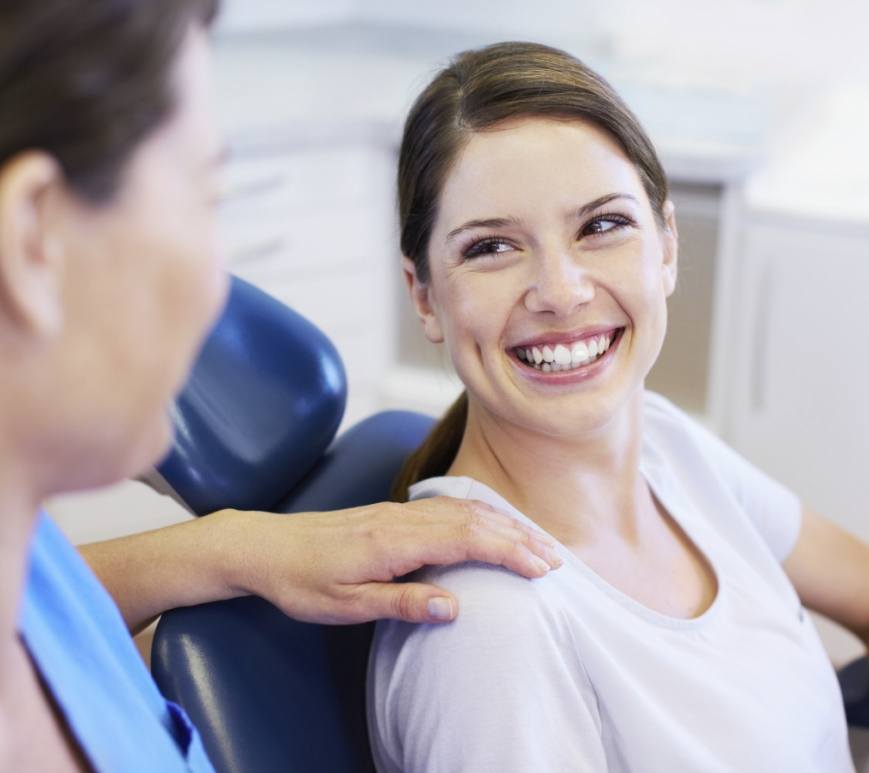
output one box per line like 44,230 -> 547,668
370,561 -> 582,709
421,560 -> 562,634
368,560 -> 599,773
371,561 -> 572,686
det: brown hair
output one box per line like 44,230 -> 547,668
0,0 -> 219,204
392,41 -> 669,501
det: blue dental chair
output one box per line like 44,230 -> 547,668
150,276 -> 869,772
150,275 -> 432,772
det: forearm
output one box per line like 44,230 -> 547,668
79,510 -> 246,635
78,497 -> 561,631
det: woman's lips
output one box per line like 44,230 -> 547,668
509,325 -> 621,352
510,327 -> 624,384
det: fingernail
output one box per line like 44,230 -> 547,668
427,597 -> 455,621
548,551 -> 564,568
532,556 -> 550,575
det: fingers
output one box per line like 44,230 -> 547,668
403,497 -> 564,579
455,525 -> 560,580
358,582 -> 459,624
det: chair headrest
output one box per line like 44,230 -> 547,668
156,275 -> 346,516
277,410 -> 436,513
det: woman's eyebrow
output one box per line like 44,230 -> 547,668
571,192 -> 638,218
445,193 -> 639,243
446,215 -> 524,243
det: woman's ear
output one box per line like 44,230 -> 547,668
659,199 -> 679,297
0,151 -> 65,341
401,256 -> 444,343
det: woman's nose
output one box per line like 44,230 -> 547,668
523,250 -> 595,317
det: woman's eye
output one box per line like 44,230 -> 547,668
463,238 -> 513,259
581,213 -> 633,237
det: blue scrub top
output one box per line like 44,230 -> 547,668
18,514 -> 215,772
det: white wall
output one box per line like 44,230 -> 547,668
216,0 -> 355,34
355,0 -> 607,44
603,0 -> 869,86
219,0 -> 869,95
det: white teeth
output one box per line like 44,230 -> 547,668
553,344 -> 571,365
571,341 -> 589,366
515,330 -> 617,373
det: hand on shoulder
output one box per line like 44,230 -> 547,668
216,498 -> 562,625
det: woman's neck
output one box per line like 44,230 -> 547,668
447,391 -> 651,547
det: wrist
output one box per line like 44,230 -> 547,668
204,508 -> 272,600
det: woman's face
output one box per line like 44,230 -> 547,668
42,26 -> 226,487
407,117 -> 677,439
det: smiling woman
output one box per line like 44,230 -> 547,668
391,41 -> 675,498
370,41 -> 867,773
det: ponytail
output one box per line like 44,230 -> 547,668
390,392 -> 468,502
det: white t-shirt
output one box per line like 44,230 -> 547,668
367,391 -> 854,773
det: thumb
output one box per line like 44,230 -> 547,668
360,582 -> 459,624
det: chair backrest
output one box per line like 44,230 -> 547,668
150,275 -> 435,772
839,655 -> 869,728
153,412 -> 434,773
154,275 -> 347,516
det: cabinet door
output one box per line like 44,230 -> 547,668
726,221 -> 869,539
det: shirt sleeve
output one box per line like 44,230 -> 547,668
645,391 -> 803,562
367,563 -> 608,773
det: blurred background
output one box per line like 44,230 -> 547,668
49,0 -> 869,674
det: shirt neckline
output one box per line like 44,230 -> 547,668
411,471 -> 726,631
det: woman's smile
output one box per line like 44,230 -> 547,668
508,326 -> 626,385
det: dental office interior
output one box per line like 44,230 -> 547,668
48,0 -> 869,761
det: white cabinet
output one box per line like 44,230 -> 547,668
723,218 -> 869,539
722,216 -> 869,669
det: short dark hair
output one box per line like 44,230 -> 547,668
0,0 -> 219,203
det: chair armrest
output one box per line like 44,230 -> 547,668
838,654 -> 869,728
